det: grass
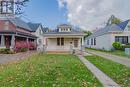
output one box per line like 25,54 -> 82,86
86,48 -> 130,59
86,56 -> 130,87
0,54 -> 102,87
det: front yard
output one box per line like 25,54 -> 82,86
86,56 -> 130,87
86,48 -> 130,59
0,54 -> 102,87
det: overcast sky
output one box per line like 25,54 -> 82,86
24,0 -> 130,31
57,0 -> 130,30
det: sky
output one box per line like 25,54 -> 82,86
23,0 -> 130,30
23,0 -> 68,29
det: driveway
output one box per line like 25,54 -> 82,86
86,50 -> 130,67
0,51 -> 38,65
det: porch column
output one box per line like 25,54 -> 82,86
26,37 -> 29,50
81,37 -> 85,51
26,37 -> 29,43
11,35 -> 15,49
1,35 -> 5,47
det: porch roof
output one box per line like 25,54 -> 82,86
44,34 -> 84,38
0,30 -> 37,39
43,32 -> 85,37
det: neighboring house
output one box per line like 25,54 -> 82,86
28,22 -> 44,51
85,19 -> 130,51
0,17 -> 37,50
43,24 -> 85,52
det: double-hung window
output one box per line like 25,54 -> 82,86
57,38 -> 64,46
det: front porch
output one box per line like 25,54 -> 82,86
44,36 -> 84,53
0,34 -> 37,51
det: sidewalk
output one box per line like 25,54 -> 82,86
0,51 -> 38,65
86,50 -> 130,67
78,55 -> 120,87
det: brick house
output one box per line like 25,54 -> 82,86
0,17 -> 37,51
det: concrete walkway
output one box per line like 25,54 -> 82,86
86,50 -> 130,67
0,51 -> 38,65
78,55 -> 120,87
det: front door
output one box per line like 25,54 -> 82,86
5,36 -> 11,48
74,39 -> 78,48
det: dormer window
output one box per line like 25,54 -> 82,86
58,24 -> 72,32
59,28 -> 71,32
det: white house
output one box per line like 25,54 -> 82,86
85,19 -> 130,51
28,23 -> 44,51
43,24 -> 85,53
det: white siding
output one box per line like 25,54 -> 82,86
32,26 -> 44,51
86,32 -> 130,51
86,34 -> 113,51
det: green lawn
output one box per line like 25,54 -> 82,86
86,56 -> 130,87
86,48 -> 130,59
0,54 -> 102,87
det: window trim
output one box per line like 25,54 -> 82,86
57,38 -> 64,46
115,36 -> 128,44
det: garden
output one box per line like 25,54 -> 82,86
0,54 -> 102,87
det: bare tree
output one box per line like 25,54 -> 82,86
15,0 -> 29,15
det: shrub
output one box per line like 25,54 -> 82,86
0,48 -> 10,54
14,41 -> 36,52
112,42 -> 122,50
20,48 -> 28,52
121,45 -> 130,51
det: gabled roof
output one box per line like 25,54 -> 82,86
86,19 -> 130,39
28,22 -> 42,32
87,24 -> 123,39
8,17 -> 32,31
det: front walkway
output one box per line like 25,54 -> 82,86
78,55 -> 120,87
86,50 -> 130,67
0,51 -> 38,65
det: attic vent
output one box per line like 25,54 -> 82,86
4,21 -> 9,30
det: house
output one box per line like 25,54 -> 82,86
43,24 -> 85,53
28,22 -> 44,51
0,17 -> 37,50
85,19 -> 130,51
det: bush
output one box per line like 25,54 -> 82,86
0,48 -> 10,54
112,42 -> 122,50
20,48 -> 28,52
121,45 -> 130,51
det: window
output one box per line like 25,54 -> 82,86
87,39 -> 89,45
74,39 -> 78,48
4,21 -> 9,30
57,38 -> 64,46
91,38 -> 93,45
39,39 -> 42,44
115,36 -> 128,44
57,38 -> 60,46
128,26 -> 130,31
94,38 -> 96,45
61,38 -> 64,46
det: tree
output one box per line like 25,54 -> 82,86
106,15 -> 122,26
83,30 -> 92,38
0,0 -> 29,15
15,0 -> 30,15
